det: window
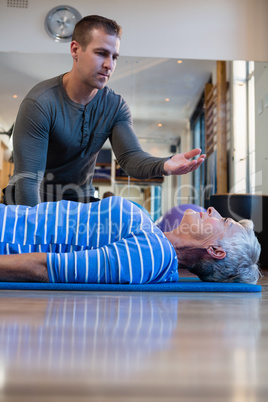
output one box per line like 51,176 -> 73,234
232,61 -> 255,193
190,95 -> 206,206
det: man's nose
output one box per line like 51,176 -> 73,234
103,56 -> 114,70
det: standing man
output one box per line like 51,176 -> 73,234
5,15 -> 205,206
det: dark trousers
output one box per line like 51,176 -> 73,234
2,185 -> 100,205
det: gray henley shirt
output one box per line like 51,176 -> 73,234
11,74 -> 168,206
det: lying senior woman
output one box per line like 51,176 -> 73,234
0,196 -> 261,284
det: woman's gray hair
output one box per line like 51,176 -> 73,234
189,219 -> 262,284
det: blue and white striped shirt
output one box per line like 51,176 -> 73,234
0,196 -> 179,284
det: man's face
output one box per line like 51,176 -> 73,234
175,207 -> 245,249
73,28 -> 120,91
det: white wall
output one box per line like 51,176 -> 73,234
0,0 -> 267,61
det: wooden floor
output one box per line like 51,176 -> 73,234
0,271 -> 268,402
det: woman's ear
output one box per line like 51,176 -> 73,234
206,245 -> 226,260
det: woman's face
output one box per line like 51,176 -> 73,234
176,207 -> 244,249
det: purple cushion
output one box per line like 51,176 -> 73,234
157,204 -> 206,232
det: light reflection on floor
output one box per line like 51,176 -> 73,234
0,287 -> 266,401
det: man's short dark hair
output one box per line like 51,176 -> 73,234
72,15 -> 122,49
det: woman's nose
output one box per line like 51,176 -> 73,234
207,207 -> 222,219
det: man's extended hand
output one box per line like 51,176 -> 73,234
163,148 -> 206,176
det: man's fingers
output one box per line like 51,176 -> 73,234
164,150 -> 206,175
189,158 -> 205,172
183,148 -> 202,160
176,160 -> 198,175
177,157 -> 205,174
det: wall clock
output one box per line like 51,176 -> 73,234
44,5 -> 82,43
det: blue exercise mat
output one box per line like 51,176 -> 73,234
0,279 -> 262,292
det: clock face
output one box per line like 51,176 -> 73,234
45,6 -> 82,42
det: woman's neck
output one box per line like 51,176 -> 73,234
164,231 -> 182,262
164,230 -> 206,266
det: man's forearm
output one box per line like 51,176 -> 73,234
0,253 -> 49,282
15,176 -> 41,206
111,122 -> 168,179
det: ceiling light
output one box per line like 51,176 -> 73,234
12,94 -> 18,99
165,98 -> 170,102
177,60 -> 183,64
158,123 -> 162,127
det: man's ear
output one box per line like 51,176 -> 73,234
206,245 -> 226,260
70,40 -> 80,60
